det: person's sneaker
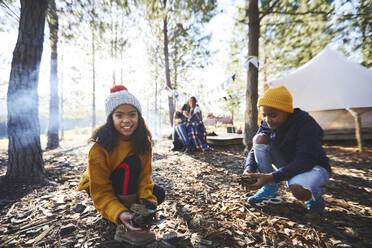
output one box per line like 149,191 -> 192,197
171,146 -> 183,152
114,225 -> 155,246
248,184 -> 280,206
306,195 -> 325,214
183,145 -> 195,153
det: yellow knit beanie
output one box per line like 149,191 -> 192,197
257,86 -> 294,113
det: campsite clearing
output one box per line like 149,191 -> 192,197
0,139 -> 371,247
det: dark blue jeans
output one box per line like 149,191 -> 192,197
172,123 -> 189,147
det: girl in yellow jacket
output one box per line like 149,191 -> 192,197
77,85 -> 165,245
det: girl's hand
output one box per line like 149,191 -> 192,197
240,169 -> 253,190
119,211 -> 148,234
244,173 -> 274,191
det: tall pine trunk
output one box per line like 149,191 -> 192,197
60,50 -> 64,141
6,0 -> 49,183
163,7 -> 175,126
91,0 -> 96,130
244,0 -> 259,148
47,0 -> 59,149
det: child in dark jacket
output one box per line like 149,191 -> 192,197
244,86 -> 331,214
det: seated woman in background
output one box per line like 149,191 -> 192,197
171,103 -> 193,152
183,96 -> 210,152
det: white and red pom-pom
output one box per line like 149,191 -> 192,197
110,85 -> 127,93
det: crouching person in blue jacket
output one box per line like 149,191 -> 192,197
244,86 -> 331,215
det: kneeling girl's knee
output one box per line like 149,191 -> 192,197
289,184 -> 312,201
253,133 -> 270,145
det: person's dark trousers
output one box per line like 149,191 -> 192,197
87,184 -> 165,206
174,123 -> 189,147
153,184 -> 165,205
172,123 -> 191,152
172,138 -> 184,151
110,155 -> 166,205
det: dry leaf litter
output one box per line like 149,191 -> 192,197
0,139 -> 371,248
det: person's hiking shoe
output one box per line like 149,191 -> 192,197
183,145 -> 192,153
171,146 -> 183,152
183,145 -> 196,153
114,225 -> 155,246
306,195 -> 325,214
248,184 -> 281,207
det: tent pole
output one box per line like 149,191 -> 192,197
346,108 -> 363,152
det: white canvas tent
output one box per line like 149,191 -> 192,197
269,48 -> 372,141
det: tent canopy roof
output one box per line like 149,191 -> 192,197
270,48 -> 372,111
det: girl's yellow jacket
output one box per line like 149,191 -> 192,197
77,139 -> 157,224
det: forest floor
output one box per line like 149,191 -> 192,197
0,138 -> 371,248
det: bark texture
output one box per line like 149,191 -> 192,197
47,0 -> 60,149
6,0 -> 49,183
163,2 -> 175,126
244,0 -> 259,148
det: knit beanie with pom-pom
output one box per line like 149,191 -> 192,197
105,85 -> 142,117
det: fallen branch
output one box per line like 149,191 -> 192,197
32,225 -> 55,247
0,235 -> 17,247
245,206 -> 258,219
5,202 -> 16,217
14,219 -> 57,235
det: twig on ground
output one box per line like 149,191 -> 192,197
32,225 -> 55,248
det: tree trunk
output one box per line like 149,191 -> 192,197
110,1 -> 116,86
91,0 -> 96,131
47,0 -> 59,149
155,76 -> 158,136
120,12 -> 125,84
347,108 -> 364,152
231,110 -> 234,126
163,8 -> 175,126
244,0 -> 259,149
60,49 -> 64,141
6,0 -> 49,184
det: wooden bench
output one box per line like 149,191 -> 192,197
206,133 -> 244,146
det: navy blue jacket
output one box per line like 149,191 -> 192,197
245,108 -> 330,182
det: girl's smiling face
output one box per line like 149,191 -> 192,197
112,104 -> 139,140
259,106 -> 289,130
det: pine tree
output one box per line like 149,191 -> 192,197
142,0 -> 217,126
240,0 -> 334,148
6,0 -> 49,183
46,0 -> 60,149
